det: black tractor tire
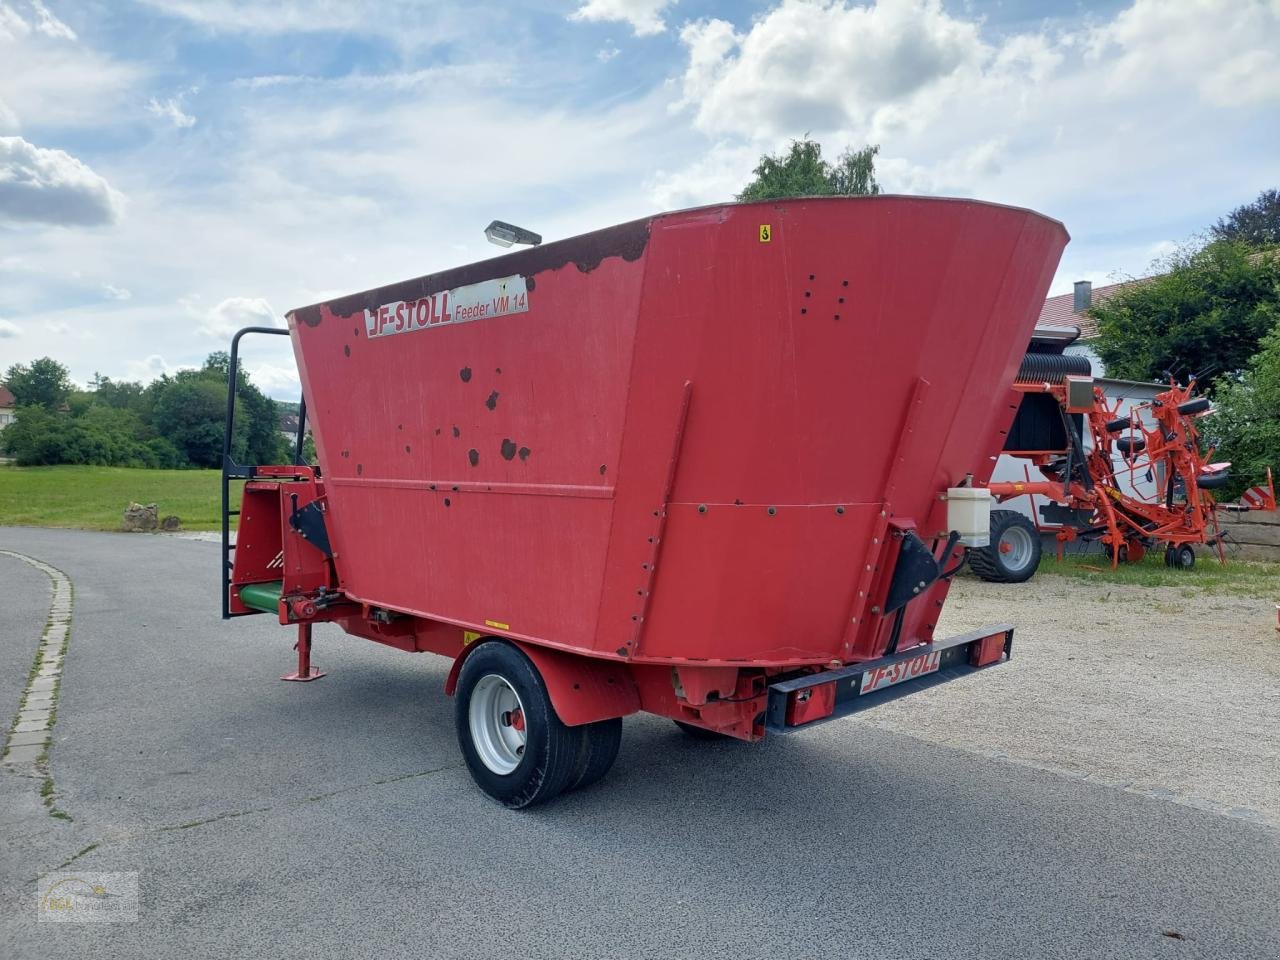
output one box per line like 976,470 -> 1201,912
1106,416 -> 1132,433
565,717 -> 622,792
968,510 -> 1042,583
1196,471 -> 1230,490
1115,436 -> 1146,456
454,641 -> 582,809
1177,397 -> 1211,416
1165,545 -> 1196,569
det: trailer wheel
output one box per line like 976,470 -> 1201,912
1165,545 -> 1195,569
967,510 -> 1042,583
566,718 -> 622,792
454,641 -> 581,808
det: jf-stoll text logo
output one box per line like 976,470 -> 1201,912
37,872 -> 139,923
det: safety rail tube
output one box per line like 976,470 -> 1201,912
222,325 -> 294,620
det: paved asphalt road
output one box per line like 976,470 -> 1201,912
1,526 -> 1277,959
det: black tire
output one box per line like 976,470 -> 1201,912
1174,545 -> 1195,569
566,717 -> 622,792
1196,471 -> 1230,490
1177,397 -> 1211,416
454,641 -> 582,808
1106,417 -> 1131,433
674,720 -> 730,740
967,510 -> 1042,583
1115,436 -> 1146,456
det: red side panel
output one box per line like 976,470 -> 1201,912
294,252 -> 646,651
288,197 -> 1066,668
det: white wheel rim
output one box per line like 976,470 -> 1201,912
469,674 -> 527,775
999,526 -> 1035,571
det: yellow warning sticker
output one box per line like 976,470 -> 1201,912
462,630 -> 481,645
759,224 -> 772,242
484,619 -> 510,631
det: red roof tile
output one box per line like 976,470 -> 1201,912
0,385 -> 15,408
1038,279 -> 1145,340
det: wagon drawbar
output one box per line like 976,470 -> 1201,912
221,196 -> 1068,806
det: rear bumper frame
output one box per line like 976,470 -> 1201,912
764,624 -> 1014,733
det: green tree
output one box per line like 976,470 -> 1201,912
1205,321 -> 1280,499
4,357 -> 72,409
91,373 -> 147,413
1,406 -> 71,464
151,374 -> 228,467
829,144 -> 881,197
143,354 -> 285,468
2,352 -> 284,469
737,139 -> 881,201
1091,241 -> 1280,391
1211,189 -> 1280,248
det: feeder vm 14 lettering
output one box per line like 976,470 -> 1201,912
221,196 -> 1067,807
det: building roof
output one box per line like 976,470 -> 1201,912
1037,279 -> 1144,340
0,385 -> 14,408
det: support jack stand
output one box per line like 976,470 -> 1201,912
282,623 -> 325,682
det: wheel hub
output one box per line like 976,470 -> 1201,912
469,674 -> 528,775
999,525 -> 1035,571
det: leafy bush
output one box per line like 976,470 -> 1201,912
1091,241 -> 1280,391
1205,320 -> 1280,499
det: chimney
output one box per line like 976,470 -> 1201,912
1073,280 -> 1092,313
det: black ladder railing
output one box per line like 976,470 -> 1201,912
221,325 -> 311,619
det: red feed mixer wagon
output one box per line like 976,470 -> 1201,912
221,197 -> 1067,807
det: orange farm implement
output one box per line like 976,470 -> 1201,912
971,338 -> 1276,580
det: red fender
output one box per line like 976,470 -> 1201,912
445,638 -> 640,727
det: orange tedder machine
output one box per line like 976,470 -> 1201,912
967,330 -> 1278,581
222,197 -> 1067,806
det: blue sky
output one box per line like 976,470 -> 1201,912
1,0 -> 1277,397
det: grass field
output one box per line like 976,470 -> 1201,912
0,465 -> 237,531
1036,551 -> 1280,599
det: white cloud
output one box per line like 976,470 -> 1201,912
193,296 -> 283,338
134,0 -> 473,49
44,319 -> 69,335
647,140 -> 758,209
597,42 -> 620,63
676,0 -> 987,140
0,4 -> 30,40
570,0 -> 677,37
102,283 -> 132,300
147,95 -> 196,128
0,136 -> 124,226
232,63 -> 502,93
0,1 -> 134,132
1088,0 -> 1280,107
663,0 -> 1280,209
31,0 -> 75,39
244,360 -> 300,396
124,353 -> 179,382
0,317 -> 21,337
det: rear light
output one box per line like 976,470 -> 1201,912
970,632 -> 1007,667
785,681 -> 836,726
